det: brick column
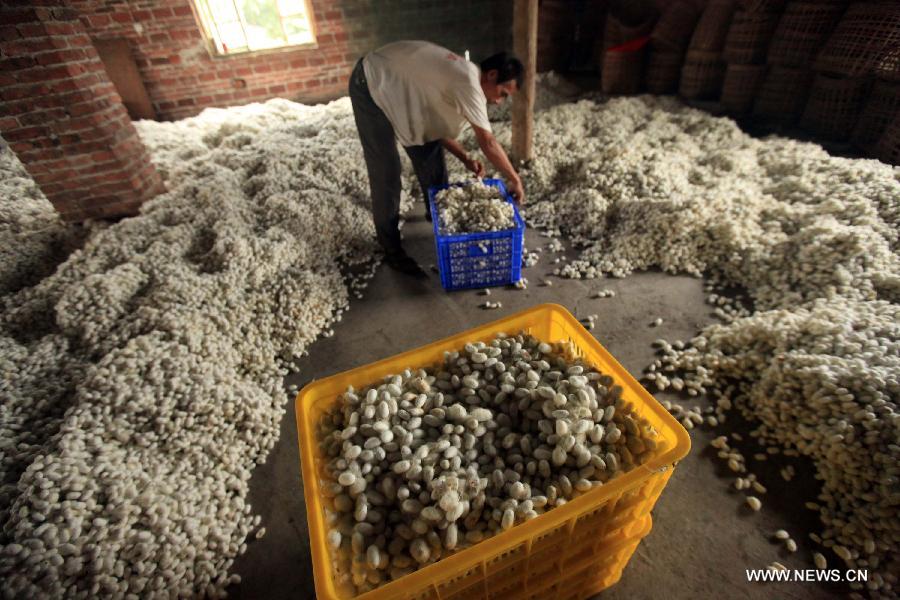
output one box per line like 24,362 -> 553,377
0,3 -> 164,222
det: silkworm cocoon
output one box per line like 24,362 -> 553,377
410,539 -> 431,564
575,478 -> 592,492
366,546 -> 382,570
469,408 -> 492,422
328,531 -> 342,550
834,546 -> 851,562
465,530 -> 484,543
444,524 -> 458,550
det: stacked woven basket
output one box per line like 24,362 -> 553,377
751,1 -> 843,123
594,1 -> 900,164
645,1 -> 702,94
721,0 -> 783,113
853,80 -> 900,161
601,6 -> 658,95
678,0 -> 735,100
810,2 -> 900,158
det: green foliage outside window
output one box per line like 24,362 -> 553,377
241,0 -> 283,40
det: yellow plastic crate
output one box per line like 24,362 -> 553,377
296,303 -> 691,600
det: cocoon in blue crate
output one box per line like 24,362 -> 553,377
427,178 -> 525,292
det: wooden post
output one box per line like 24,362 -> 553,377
512,0 -> 538,164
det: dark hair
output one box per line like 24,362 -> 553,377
479,52 -> 524,89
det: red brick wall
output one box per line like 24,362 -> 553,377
1,4 -> 164,221
70,0 -> 513,120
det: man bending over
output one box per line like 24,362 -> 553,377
349,41 -> 525,276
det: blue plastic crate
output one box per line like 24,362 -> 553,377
428,178 -> 525,291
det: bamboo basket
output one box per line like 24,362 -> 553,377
722,64 -> 767,114
651,2 -> 702,52
874,116 -> 900,165
605,14 -> 656,49
679,49 -> 726,99
738,0 -> 787,12
852,80 -> 900,152
646,46 -> 685,94
799,74 -> 868,140
814,3 -> 900,78
602,45 -> 647,95
604,15 -> 624,50
875,44 -> 900,82
767,2 -> 844,68
753,65 -> 813,122
724,10 -> 780,64
689,0 -> 738,52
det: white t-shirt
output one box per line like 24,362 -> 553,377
363,41 -> 492,147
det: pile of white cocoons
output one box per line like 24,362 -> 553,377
434,181 -> 516,234
317,331 -> 659,595
513,95 -> 900,594
0,97 -> 413,598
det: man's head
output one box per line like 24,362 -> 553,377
479,52 -> 523,105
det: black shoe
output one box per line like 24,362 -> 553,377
424,210 -> 433,223
385,251 -> 428,279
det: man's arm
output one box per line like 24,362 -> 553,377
471,125 -> 525,204
441,138 -> 484,178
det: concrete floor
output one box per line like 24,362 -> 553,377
228,207 -> 849,599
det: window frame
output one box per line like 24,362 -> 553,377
190,0 -> 319,59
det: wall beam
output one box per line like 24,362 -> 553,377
511,0 -> 538,164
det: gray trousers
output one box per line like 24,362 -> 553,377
349,59 -> 448,254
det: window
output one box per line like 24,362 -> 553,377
193,0 -> 316,56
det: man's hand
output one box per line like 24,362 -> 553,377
507,177 -> 525,205
464,157 -> 485,178
442,139 -> 485,179
470,125 -> 524,205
